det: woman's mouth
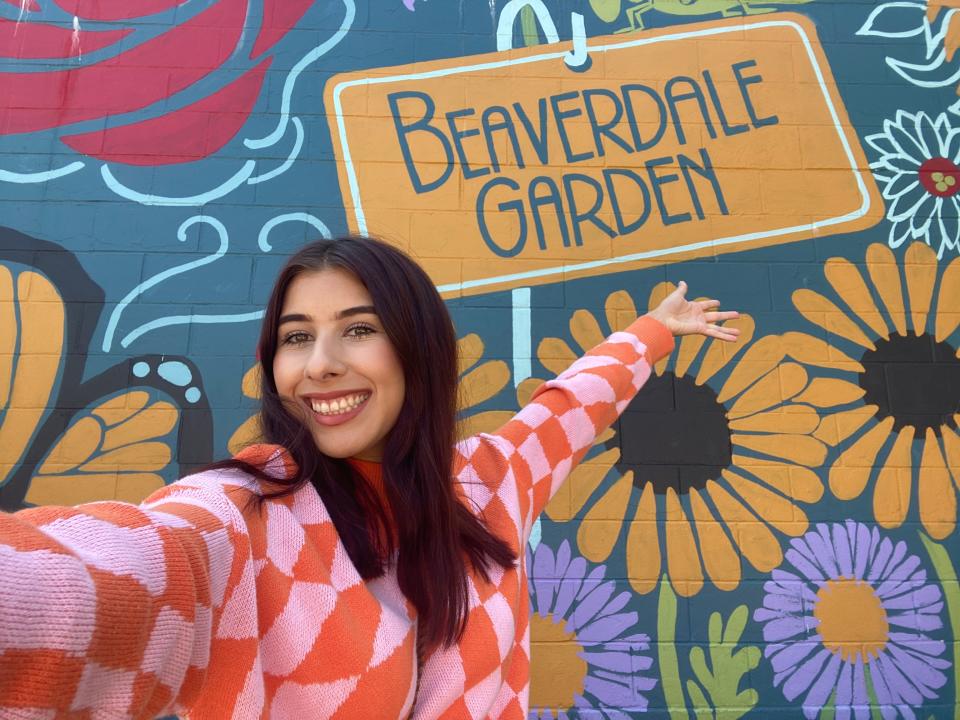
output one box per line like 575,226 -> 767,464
305,392 -> 371,426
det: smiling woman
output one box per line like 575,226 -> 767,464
272,269 -> 405,461
0,236 -> 739,719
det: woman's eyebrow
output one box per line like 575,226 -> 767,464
278,312 -> 310,326
335,305 -> 377,320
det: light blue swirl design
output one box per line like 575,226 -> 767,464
247,117 -> 305,185
245,0 -> 356,149
101,161 -> 256,206
102,215 -> 229,351
0,161 -> 85,183
120,310 -> 265,348
258,212 -> 332,252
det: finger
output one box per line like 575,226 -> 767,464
672,280 -> 688,299
698,299 -> 721,311
704,310 -> 740,322
705,325 -> 741,341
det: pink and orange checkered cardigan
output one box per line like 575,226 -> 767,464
0,316 -> 673,719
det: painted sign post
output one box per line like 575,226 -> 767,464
327,14 -> 883,296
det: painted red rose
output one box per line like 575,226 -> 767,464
0,0 -> 314,165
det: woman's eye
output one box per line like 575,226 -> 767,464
346,323 -> 376,338
281,331 -> 310,345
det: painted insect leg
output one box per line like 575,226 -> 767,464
615,0 -> 654,33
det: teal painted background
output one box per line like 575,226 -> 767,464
1,0 -> 959,717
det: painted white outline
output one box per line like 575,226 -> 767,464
330,19 -> 873,294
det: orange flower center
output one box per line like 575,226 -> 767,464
814,578 -> 889,662
529,614 -> 588,712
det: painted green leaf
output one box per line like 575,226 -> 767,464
687,605 -> 761,720
519,6 -> 540,47
589,0 -> 622,23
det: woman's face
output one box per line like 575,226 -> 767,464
272,268 -> 405,461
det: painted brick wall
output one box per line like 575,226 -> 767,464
2,0 -> 959,717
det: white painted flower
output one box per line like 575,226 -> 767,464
865,109 -> 960,258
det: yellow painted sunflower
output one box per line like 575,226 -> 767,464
227,333 -> 512,453
535,288 -> 827,597
786,240 -> 960,540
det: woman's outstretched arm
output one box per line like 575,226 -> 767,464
454,282 -> 739,544
0,472 -> 258,719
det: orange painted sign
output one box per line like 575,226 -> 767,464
327,14 -> 882,296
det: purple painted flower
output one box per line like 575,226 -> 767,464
527,539 -> 656,718
754,521 -> 950,720
402,0 -> 415,10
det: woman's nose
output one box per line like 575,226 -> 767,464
304,338 -> 347,380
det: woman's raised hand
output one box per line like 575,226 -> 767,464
646,281 -> 740,342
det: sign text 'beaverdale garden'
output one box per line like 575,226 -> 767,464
328,15 -> 882,295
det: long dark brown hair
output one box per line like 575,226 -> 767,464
213,236 -> 516,650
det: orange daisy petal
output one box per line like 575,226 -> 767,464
723,468 -> 808,537
577,470 -> 633,562
781,332 -> 865,372
460,360 -> 510,409
537,337 -> 577,377
873,425 -> 915,529
570,309 -> 605,354
919,429 -> 957,540
716,335 -> 786,404
731,433 -> 827,467
792,289 -> 876,350
227,414 -> 263,455
675,332 -> 708,379
794,378 -> 866,408
604,290 -> 638,334
664,487 -> 704,597
626,481 -> 661,595
828,416 -> 895,500
825,257 -> 889,338
728,405 -> 819,435
942,425 -> 960,491
904,241 -> 937,336
727,363 -> 808,419
935,256 -> 960,342
240,364 -> 262,400
814,405 -> 878,447
457,410 -> 514,440
516,377 -> 542,407
707,479 -> 783,572
731,453 -> 824,503
546,447 -> 620,522
866,243 -> 908,336
689,488 -> 740,591
696,315 -> 755,387
457,333 -> 484,375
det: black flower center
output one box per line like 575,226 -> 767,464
859,333 -> 960,436
609,371 -> 732,494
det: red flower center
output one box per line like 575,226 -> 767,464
919,157 -> 960,197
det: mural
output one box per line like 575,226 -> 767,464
1,0 -> 959,717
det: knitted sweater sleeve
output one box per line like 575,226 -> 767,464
0,473 -> 256,719
455,315 -> 674,545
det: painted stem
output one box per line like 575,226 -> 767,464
658,574 -> 689,719
919,531 -> 960,720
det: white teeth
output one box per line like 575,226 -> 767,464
309,393 -> 369,416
